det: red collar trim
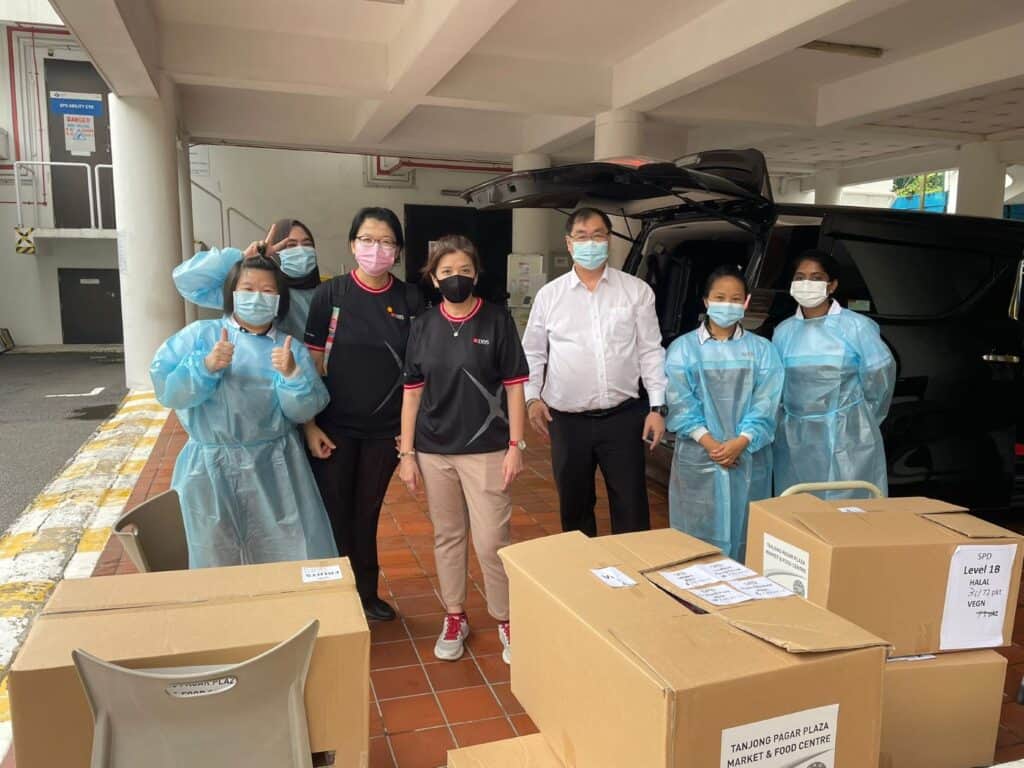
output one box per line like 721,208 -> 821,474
440,298 -> 483,322
351,270 -> 393,294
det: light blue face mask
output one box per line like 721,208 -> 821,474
233,291 -> 280,326
706,301 -> 745,328
277,245 -> 317,278
572,240 -> 609,270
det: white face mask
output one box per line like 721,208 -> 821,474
790,280 -> 830,309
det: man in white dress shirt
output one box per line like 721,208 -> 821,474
523,208 -> 667,535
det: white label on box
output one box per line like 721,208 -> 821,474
302,565 -> 343,583
762,533 -> 811,598
659,564 -> 718,590
729,576 -> 793,601
720,703 -> 839,768
691,584 -> 751,606
591,566 -> 637,588
887,654 -> 937,663
837,506 -> 866,514
701,559 -> 758,582
939,543 -> 1017,650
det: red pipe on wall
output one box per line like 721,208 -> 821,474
375,155 -> 511,176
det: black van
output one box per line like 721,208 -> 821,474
463,150 -> 1024,523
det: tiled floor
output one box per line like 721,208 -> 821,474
14,412 -> 1024,767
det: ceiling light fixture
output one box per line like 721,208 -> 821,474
800,40 -> 884,58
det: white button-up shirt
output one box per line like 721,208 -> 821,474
522,266 -> 667,412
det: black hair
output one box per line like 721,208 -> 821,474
565,207 -> 613,236
267,218 -> 320,289
222,255 -> 291,321
348,207 -> 405,250
703,264 -> 748,297
794,248 -> 840,281
422,234 -> 481,277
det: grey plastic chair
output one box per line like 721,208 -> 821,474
72,619 -> 319,768
113,489 -> 189,572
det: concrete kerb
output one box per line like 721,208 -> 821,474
0,389 -> 169,757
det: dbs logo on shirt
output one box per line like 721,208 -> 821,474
472,337 -> 490,346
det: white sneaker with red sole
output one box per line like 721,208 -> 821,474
498,621 -> 511,665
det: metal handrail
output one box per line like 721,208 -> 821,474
226,206 -> 265,246
14,160 -> 95,228
190,179 -> 225,248
94,163 -> 113,229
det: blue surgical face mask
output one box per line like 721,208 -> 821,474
233,291 -> 280,326
572,240 -> 609,270
706,301 -> 745,328
278,245 -> 317,278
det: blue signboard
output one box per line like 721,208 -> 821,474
48,90 -> 104,117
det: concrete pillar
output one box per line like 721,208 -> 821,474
594,109 -> 645,160
953,142 -> 1006,218
814,169 -> 842,206
110,74 -> 186,390
512,153 -> 552,256
177,137 -> 197,324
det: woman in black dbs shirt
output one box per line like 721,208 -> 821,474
304,207 -> 423,622
399,235 -> 528,666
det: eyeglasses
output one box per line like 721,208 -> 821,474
355,235 -> 398,249
568,232 -> 610,243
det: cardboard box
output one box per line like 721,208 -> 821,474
746,495 -> 1024,656
9,558 -> 369,768
880,650 -> 1005,768
500,529 -> 889,768
448,734 -> 562,767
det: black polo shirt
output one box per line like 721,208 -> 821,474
404,299 -> 529,455
305,272 -> 424,440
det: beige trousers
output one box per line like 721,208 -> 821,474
417,450 -> 511,621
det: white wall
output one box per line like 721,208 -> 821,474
189,145 -> 555,280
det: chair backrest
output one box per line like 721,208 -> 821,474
113,489 -> 189,572
72,620 -> 319,768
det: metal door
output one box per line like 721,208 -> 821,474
44,59 -> 114,228
58,269 -> 123,344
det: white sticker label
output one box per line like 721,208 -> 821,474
720,703 -> 839,768
302,565 -> 343,583
701,559 -> 758,582
940,543 -> 1017,650
762,533 -> 811,598
659,564 -> 718,590
837,506 -> 866,514
887,654 -> 937,663
591,566 -> 637,589
691,584 -> 752,606
730,576 -> 793,601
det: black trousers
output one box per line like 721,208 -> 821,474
311,431 -> 398,601
548,400 -> 650,537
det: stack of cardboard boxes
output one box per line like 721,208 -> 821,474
451,527 -> 892,767
746,495 -> 1022,768
8,557 -> 371,768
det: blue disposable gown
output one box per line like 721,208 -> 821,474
772,306 -> 896,499
665,329 -> 784,561
173,247 -> 315,339
150,317 -> 338,568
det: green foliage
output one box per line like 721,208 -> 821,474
892,172 -> 946,198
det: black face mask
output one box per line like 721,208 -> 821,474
437,275 -> 475,303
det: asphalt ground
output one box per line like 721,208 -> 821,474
0,351 -> 127,532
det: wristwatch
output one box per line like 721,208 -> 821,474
650,406 -> 668,417
509,440 -> 527,451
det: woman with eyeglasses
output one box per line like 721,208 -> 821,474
303,207 -> 424,621
174,219 -> 322,340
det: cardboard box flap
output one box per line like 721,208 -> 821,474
599,528 -> 720,572
447,734 -> 562,767
825,497 -> 967,515
43,558 -> 354,616
921,512 -> 1020,539
784,498 -> 970,547
719,599 -> 891,654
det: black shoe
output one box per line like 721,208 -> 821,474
362,596 -> 397,622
